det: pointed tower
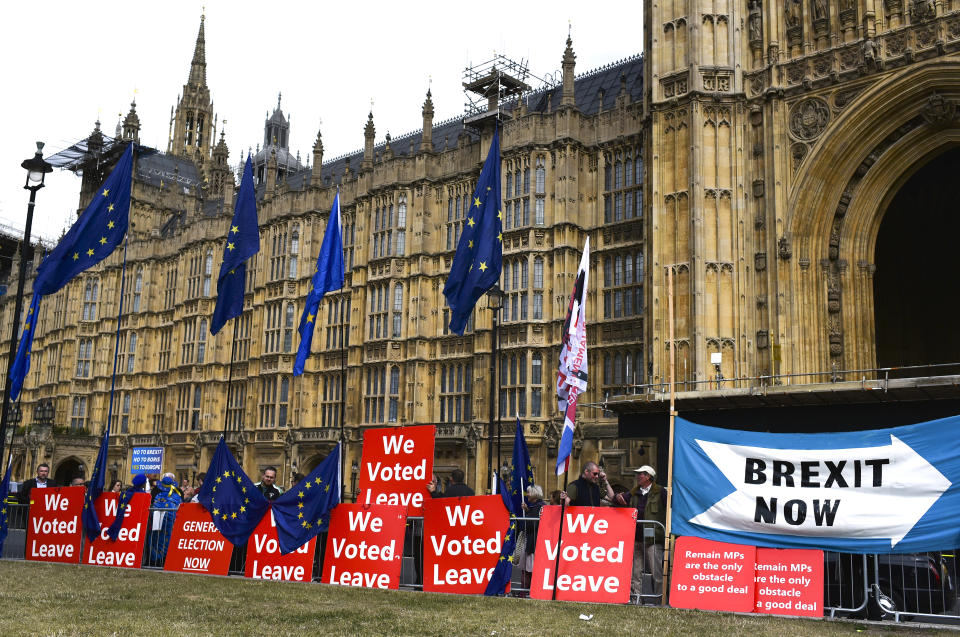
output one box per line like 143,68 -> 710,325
122,100 -> 141,144
363,111 -> 375,171
312,128 -> 324,181
421,88 -> 434,153
210,128 -> 232,200
251,93 -> 302,185
170,15 -> 214,165
561,35 -> 577,108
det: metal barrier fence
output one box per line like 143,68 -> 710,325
4,501 -> 958,623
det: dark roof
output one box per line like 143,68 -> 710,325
136,151 -> 203,191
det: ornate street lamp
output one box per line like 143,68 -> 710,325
486,285 -> 505,494
0,143 -> 53,467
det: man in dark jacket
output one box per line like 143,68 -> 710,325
255,466 -> 283,501
18,463 -> 56,505
561,461 -> 614,506
614,465 -> 667,598
427,468 -> 474,498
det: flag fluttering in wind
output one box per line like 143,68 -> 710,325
272,443 -> 341,554
484,476 -> 519,596
442,130 -> 502,334
0,460 -> 12,555
81,425 -> 111,541
197,438 -> 270,546
10,143 -> 134,400
294,190 -> 344,375
211,155 -> 259,335
509,416 -> 535,515
556,237 -> 590,476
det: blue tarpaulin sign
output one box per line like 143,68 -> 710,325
131,447 -> 164,474
671,416 -> 960,553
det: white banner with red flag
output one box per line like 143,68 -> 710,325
555,236 -> 589,475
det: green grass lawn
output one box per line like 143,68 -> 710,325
0,560 -> 951,636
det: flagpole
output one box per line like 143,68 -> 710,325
339,292 -> 348,502
104,232 -> 131,443
662,265 -> 677,605
222,318 -> 240,433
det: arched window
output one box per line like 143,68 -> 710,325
127,333 -> 137,373
283,303 -> 295,352
197,320 -> 207,363
288,224 -> 299,279
133,268 -> 143,312
203,249 -> 213,296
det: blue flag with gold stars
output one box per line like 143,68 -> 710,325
9,295 -> 40,401
81,425 -> 110,542
0,460 -> 11,555
272,443 -> 341,554
510,416 -> 535,515
197,437 -> 270,546
9,143 -> 134,400
442,129 -> 502,334
211,155 -> 259,335
293,190 -> 344,376
484,476 -> 519,596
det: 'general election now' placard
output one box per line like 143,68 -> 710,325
245,510 -> 316,582
164,503 -> 233,575
423,495 -> 509,594
26,486 -> 83,564
83,492 -> 150,568
530,506 -> 636,603
322,503 -> 406,589
358,425 -> 434,516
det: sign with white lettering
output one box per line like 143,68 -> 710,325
131,447 -> 164,473
670,536 -> 756,611
754,547 -> 823,617
423,495 -> 509,594
322,504 -> 406,589
163,503 -> 233,575
25,486 -> 83,564
244,510 -> 316,582
82,492 -> 150,569
530,506 -> 635,603
673,417 -> 959,552
357,425 -> 435,516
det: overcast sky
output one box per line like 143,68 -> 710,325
1,1 -> 642,243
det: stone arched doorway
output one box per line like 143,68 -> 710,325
54,457 -> 85,486
874,146 -> 960,370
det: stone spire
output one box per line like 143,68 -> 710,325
188,14 -> 207,88
363,111 -> 375,171
561,34 -> 577,108
170,14 -> 214,161
312,127 -> 324,181
122,100 -> 141,143
421,87 -> 434,153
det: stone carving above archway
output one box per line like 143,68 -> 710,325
789,98 -> 830,141
920,92 -> 958,127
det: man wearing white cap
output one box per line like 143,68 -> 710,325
614,465 -> 666,598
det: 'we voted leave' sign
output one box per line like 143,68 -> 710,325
82,492 -> 150,569
26,486 -> 83,564
245,510 -> 316,582
323,503 -> 406,589
358,425 -> 434,516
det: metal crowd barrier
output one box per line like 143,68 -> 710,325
4,501 -> 958,623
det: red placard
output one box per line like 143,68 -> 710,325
82,492 -> 150,568
530,506 -> 636,603
244,509 -> 316,582
164,502 -> 233,576
754,548 -> 824,617
25,486 -> 83,564
423,495 -> 510,594
670,536 -> 756,612
357,425 -> 434,516
322,503 -> 406,589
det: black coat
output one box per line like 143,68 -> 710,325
17,477 -> 58,505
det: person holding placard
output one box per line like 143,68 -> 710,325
561,462 -> 613,507
18,463 -> 57,505
614,465 -> 667,598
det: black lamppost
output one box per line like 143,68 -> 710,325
0,143 -> 52,468
486,285 -> 505,494
351,460 -> 359,502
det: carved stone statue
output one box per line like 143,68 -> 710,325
813,0 -> 828,20
749,0 -> 763,41
785,0 -> 802,27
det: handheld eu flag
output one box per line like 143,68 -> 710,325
293,190 -> 344,375
272,443 -> 341,554
211,155 -> 259,335
197,437 -> 269,546
81,425 -> 110,541
484,475 -> 519,596
442,129 -> 502,334
509,415 -> 535,515
9,143 -> 134,400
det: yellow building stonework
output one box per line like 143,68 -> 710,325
4,18 -> 648,493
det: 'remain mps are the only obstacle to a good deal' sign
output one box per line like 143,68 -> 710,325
357,425 -> 434,516
530,506 -> 636,603
26,486 -> 84,564
82,492 -> 150,569
423,495 -> 509,594
322,503 -> 407,589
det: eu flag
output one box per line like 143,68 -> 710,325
81,425 -> 110,541
442,130 -> 502,334
211,155 -> 259,335
484,476 -> 519,596
272,443 -> 341,554
293,190 -> 344,375
105,484 -> 139,542
197,437 -> 269,546
9,143 -> 134,400
9,295 -> 40,401
509,416 -> 535,515
0,461 -> 11,556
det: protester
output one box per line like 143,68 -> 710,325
181,484 -> 196,503
70,477 -> 86,487
149,474 -> 182,566
549,490 -> 562,505
255,466 -> 283,500
521,484 -> 547,588
17,463 -> 56,505
427,468 -> 474,497
561,461 -> 613,506
614,465 -> 667,598
109,480 -> 123,493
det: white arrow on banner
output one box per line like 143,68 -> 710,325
688,435 -> 951,547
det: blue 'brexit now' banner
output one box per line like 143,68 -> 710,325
671,415 -> 960,553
